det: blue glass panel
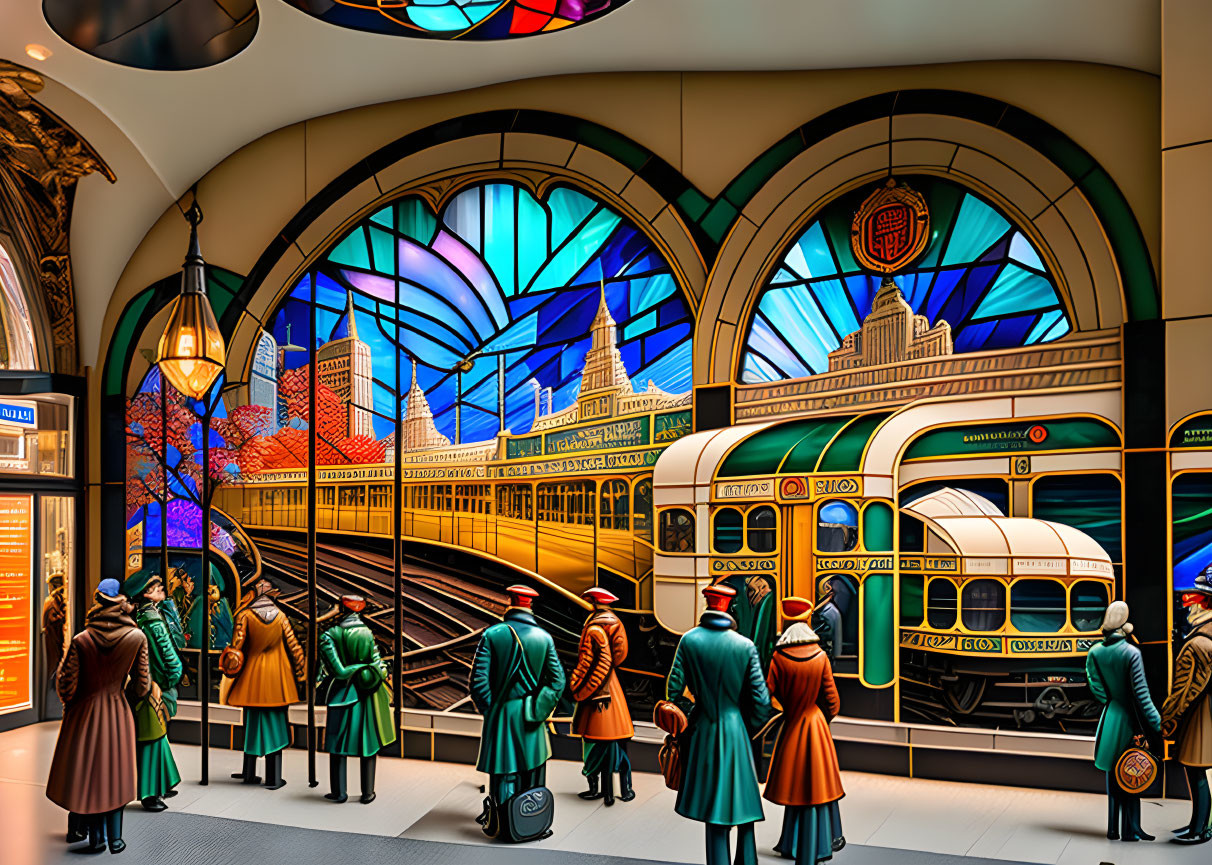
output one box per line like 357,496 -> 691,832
408,6 -> 472,33
398,239 -> 494,338
368,225 -> 395,273
629,273 -> 677,316
370,206 -> 394,230
747,312 -> 810,380
942,194 -> 1010,266
1009,231 -> 1045,271
443,186 -> 482,251
484,184 -> 516,297
810,279 -> 859,337
548,187 -> 598,250
623,310 -> 657,340
973,265 -> 1060,320
516,193 -> 548,291
480,311 -> 539,354
328,230 -> 370,270
742,351 -> 781,384
783,222 -> 836,280
531,209 -> 622,292
1027,309 -> 1064,343
634,340 -> 691,394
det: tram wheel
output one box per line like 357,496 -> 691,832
941,675 -> 986,715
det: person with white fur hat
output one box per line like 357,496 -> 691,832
1085,599 -> 1161,842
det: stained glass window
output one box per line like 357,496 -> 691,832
283,0 -> 632,40
740,175 -> 1071,384
265,181 -> 691,456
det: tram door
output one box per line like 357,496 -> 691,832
786,505 -> 817,607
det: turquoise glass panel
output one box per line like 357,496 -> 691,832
941,194 -> 1010,266
327,230 -> 370,270
973,265 -> 1059,319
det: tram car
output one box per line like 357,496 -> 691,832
651,408 -> 1119,731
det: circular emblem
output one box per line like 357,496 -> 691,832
1027,425 -> 1048,444
780,477 -> 807,499
1114,747 -> 1157,795
850,178 -> 930,274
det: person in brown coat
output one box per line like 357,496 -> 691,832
46,578 -> 151,855
222,576 -> 305,789
570,587 -> 635,805
764,597 -> 844,865
1162,571 -> 1212,845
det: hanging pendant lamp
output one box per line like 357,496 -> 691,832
156,201 -> 225,399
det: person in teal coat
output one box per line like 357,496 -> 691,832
318,594 -> 395,805
667,583 -> 774,865
470,584 -> 565,830
122,570 -> 184,813
1085,600 -> 1161,842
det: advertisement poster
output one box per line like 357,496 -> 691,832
0,494 -> 33,714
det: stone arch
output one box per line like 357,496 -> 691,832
698,91 -> 1155,387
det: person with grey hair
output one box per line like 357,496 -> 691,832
1085,600 -> 1161,842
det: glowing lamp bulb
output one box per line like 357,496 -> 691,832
25,44 -> 52,61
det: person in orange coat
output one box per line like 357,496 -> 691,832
570,587 -> 635,805
764,597 -> 845,865
222,577 -> 306,789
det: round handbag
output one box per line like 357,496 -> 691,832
1114,734 -> 1158,795
218,646 -> 243,677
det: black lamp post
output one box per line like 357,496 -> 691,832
155,200 -> 226,785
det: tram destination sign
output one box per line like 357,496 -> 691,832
815,555 -> 893,573
493,447 -> 663,478
901,630 -> 1096,657
903,418 -> 1120,461
1171,412 -> 1212,449
543,417 -> 650,456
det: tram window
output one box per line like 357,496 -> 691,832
1032,474 -> 1122,563
369,485 -> 391,509
926,579 -> 958,629
659,509 -> 695,553
713,507 -> 744,554
1071,581 -> 1110,632
1010,580 -> 1066,632
747,506 -> 777,553
817,501 -> 858,552
961,580 -> 1006,631
633,479 -> 653,540
600,479 -> 629,531
339,485 -> 366,507
319,487 -> 335,507
817,574 -> 858,658
899,514 -> 925,552
901,575 -> 925,627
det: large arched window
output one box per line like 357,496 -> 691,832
740,175 -> 1070,383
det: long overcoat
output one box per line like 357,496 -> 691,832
319,612 -> 396,756
764,642 -> 844,807
46,605 -> 150,814
225,607 -> 305,708
1085,631 -> 1161,771
570,609 -> 634,741
1161,619 -> 1212,767
666,612 -> 772,826
469,609 -> 566,775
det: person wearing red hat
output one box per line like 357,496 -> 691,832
1161,570 -> 1212,844
317,594 -> 395,805
470,583 -> 566,836
666,582 -> 773,865
764,597 -> 845,864
570,586 -> 635,805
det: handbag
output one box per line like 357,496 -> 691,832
654,699 -> 688,791
499,785 -> 555,843
133,682 -> 169,742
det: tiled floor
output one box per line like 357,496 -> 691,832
5,720 -> 1208,865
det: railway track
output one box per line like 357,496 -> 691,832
252,535 -> 508,712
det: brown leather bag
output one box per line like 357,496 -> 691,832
654,699 -> 689,791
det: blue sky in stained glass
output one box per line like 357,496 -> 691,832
741,176 -> 1070,384
272,182 -> 693,443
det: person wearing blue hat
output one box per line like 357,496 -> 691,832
46,579 -> 151,854
122,569 -> 183,812
317,595 -> 395,804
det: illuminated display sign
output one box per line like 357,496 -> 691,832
903,418 -> 1119,460
0,494 -> 33,714
544,417 -> 650,455
0,402 -> 35,429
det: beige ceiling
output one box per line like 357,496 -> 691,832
0,0 -> 1162,369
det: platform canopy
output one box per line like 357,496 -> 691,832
903,488 -> 1113,577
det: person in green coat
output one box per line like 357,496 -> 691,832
720,574 -> 777,672
185,567 -> 234,650
667,583 -> 774,865
122,570 -> 183,812
318,594 -> 395,804
470,584 -> 565,832
1085,600 -> 1161,842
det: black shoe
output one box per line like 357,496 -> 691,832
84,815 -> 107,854
578,774 -> 603,800
141,796 -> 167,812
105,809 -> 126,854
832,836 -> 847,853
163,790 -> 178,799
771,843 -> 793,860
232,754 -> 261,784
1174,829 -> 1212,845
359,756 -> 376,804
618,769 -> 635,802
66,812 -> 87,844
263,751 -> 286,790
601,770 -> 614,807
1107,830 -> 1120,841
325,755 -> 347,803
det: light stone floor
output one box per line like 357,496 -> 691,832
5,720 -> 1209,865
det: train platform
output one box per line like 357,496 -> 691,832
6,720 -> 1204,865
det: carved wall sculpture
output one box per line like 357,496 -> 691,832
0,61 -> 115,373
